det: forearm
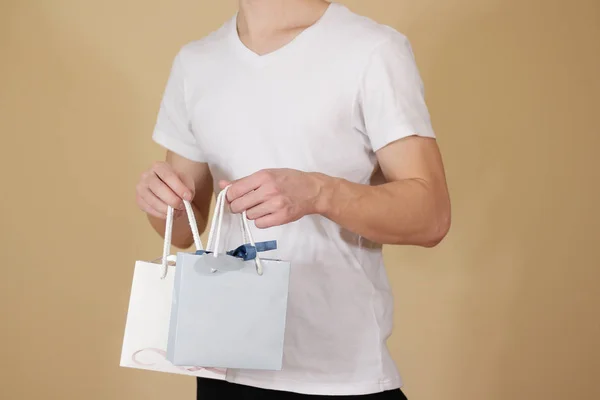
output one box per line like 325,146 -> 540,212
147,202 -> 208,249
315,174 -> 450,247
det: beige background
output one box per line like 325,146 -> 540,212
1,0 -> 599,399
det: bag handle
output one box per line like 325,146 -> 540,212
205,186 -> 264,275
160,200 -> 203,279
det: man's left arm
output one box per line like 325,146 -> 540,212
316,135 -> 450,247
221,135 -> 450,248
223,34 -> 451,247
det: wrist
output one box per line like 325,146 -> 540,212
310,172 -> 337,216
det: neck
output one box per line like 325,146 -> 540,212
237,0 -> 330,36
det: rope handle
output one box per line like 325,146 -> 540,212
160,200 -> 203,279
206,186 -> 264,275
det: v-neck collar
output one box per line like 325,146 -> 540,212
228,2 -> 338,67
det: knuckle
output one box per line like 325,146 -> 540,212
152,160 -> 165,168
259,169 -> 273,182
153,161 -> 171,176
273,196 -> 286,208
151,161 -> 163,171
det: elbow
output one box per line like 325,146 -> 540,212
420,208 -> 451,248
386,212 -> 451,248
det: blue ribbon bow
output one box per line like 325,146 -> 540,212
195,240 -> 277,261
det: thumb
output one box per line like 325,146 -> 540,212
219,180 -> 231,189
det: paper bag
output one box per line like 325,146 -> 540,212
119,201 -> 227,379
166,187 -> 291,370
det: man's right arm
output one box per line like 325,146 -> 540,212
136,150 -> 213,249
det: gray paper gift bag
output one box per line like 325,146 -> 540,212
166,187 -> 291,370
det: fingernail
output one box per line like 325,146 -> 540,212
183,192 -> 192,201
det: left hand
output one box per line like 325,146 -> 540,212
220,168 -> 328,229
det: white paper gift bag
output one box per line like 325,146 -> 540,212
166,187 -> 291,370
120,201 -> 226,379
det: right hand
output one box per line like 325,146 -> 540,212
136,161 -> 194,219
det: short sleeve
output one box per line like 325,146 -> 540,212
152,50 -> 206,162
353,34 -> 436,152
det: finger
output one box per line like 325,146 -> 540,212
227,171 -> 269,202
148,174 -> 184,210
219,180 -> 231,190
137,193 -> 166,219
230,185 -> 270,214
153,162 -> 193,201
244,196 -> 285,220
140,185 -> 170,215
254,211 -> 286,229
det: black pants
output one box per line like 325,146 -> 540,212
196,377 -> 408,399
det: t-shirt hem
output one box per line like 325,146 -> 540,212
152,130 -> 206,162
225,374 -> 403,396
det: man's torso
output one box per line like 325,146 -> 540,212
159,3 -> 409,395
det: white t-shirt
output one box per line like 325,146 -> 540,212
152,2 -> 435,396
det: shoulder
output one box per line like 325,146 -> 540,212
325,3 -> 411,56
174,15 -> 236,68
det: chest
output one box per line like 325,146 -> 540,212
188,61 -> 375,182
